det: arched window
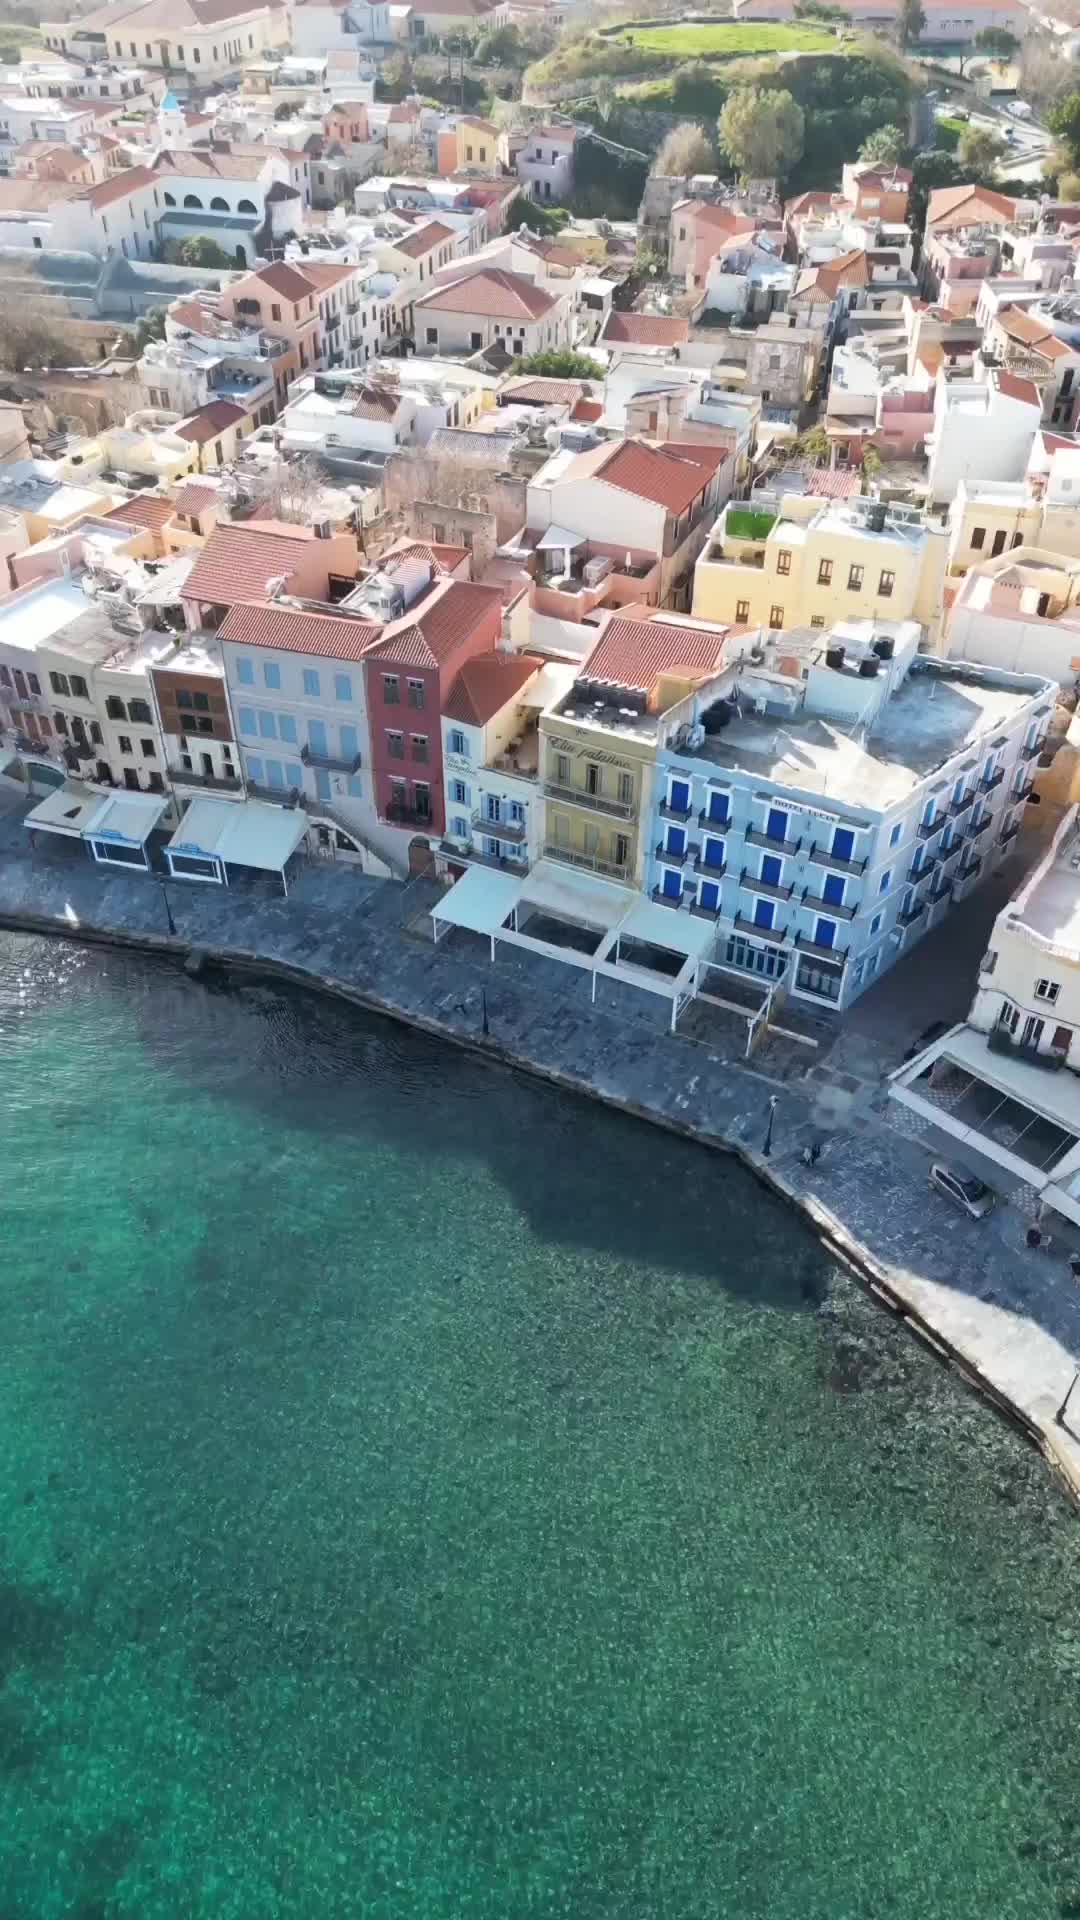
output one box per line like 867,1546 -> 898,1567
210,195 -> 228,211
183,193 -> 202,210
163,191 -> 176,207
237,198 -> 256,214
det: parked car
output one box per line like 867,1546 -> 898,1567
929,1162 -> 996,1219
1007,100 -> 1033,119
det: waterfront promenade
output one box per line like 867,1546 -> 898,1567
3,788 -> 1080,1501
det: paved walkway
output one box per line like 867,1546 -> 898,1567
5,791 -> 1080,1499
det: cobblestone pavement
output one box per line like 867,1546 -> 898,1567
4,789 -> 1080,1490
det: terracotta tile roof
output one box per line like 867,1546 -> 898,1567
298,260 -> 359,289
414,266 -> 556,321
926,184 -> 1016,230
805,467 -> 862,499
591,440 -> 723,516
997,305 -> 1071,360
247,260 -> 315,303
571,397 -> 603,423
156,147 -> 267,182
348,385 -> 401,421
219,602 -> 381,661
74,164 -> 158,209
181,522 -> 317,605
499,376 -> 588,406
599,311 -> 688,348
174,400 -> 248,445
994,370 -> 1042,408
172,482 -> 220,517
394,219 -> 457,259
442,648 -> 541,725
0,176 -> 78,212
849,162 -> 912,189
103,494 -> 177,532
380,539 -> 471,572
366,579 -> 503,668
580,614 -> 728,693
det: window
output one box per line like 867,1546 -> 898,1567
810,616 -> 825,629
90,722 -> 102,745
141,738 -> 155,758
736,599 -> 750,622
335,673 -> 352,702
129,698 -> 151,724
817,559 -> 833,586
236,656 -> 254,686
848,565 -> 864,592
263,662 -> 281,691
118,734 -> 132,754
258,711 -> 277,740
971,526 -> 985,550
54,714 -> 67,736
106,695 -> 126,720
407,678 -> 425,709
410,734 -> 428,762
49,671 -> 69,696
617,771 -> 633,806
870,913 -> 882,937
303,669 -> 320,698
776,550 -> 791,576
279,714 -> 298,745
878,570 -> 895,598
238,706 -> 257,738
889,821 -> 902,846
1035,978 -> 1061,1004
426,327 -> 438,346
448,729 -> 466,756
451,779 -> 468,805
471,332 -> 483,351
387,730 -> 404,759
383,673 -> 400,704
585,762 -> 601,796
769,605 -> 784,627
879,868 -> 892,893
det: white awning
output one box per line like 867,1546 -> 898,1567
24,782 -> 166,846
613,896 -> 717,960
167,797 -> 309,873
431,863 -> 522,936
519,858 -> 633,930
536,524 -> 587,551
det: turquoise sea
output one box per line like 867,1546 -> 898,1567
3,930 -> 1080,1918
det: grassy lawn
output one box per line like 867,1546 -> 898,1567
934,115 -> 964,150
617,22 -> 838,57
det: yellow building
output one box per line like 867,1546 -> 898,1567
436,117 -> 507,176
692,492 -> 947,639
538,611 -> 732,887
42,0 -> 289,80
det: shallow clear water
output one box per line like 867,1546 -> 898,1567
3,931 -> 1080,1919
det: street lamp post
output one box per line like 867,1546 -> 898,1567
764,1094 -> 777,1158
158,877 -> 177,937
481,986 -> 490,1037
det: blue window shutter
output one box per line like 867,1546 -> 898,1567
303,669 -> 320,697
279,713 -> 298,744
708,789 -> 728,823
767,807 -> 787,842
238,706 -> 257,738
662,868 -> 681,898
754,898 -> 774,929
823,872 -> 845,905
246,754 -> 264,783
340,723 -> 359,757
831,825 -> 854,861
699,879 -> 719,911
265,759 -> 285,789
315,769 -> 331,800
667,825 -> 686,855
815,917 -> 836,949
347,775 -> 363,796
705,836 -> 725,869
236,655 -> 254,686
335,673 -> 352,702
761,853 -> 782,886
263,661 -> 281,690
285,762 -> 303,787
258,710 -> 277,739
669,778 -> 690,813
308,718 -> 328,755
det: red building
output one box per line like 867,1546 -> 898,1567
364,580 -> 503,833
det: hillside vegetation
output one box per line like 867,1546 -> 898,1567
614,22 -> 840,57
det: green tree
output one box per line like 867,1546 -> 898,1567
510,348 -> 602,379
974,25 -> 1019,60
506,196 -> 571,235
654,120 -> 716,179
132,306 -> 167,355
1049,89 -> 1080,167
717,85 -> 805,182
858,124 -> 906,165
897,0 -> 925,48
474,22 -> 523,64
957,123 -> 1006,177
163,236 -> 232,268
908,148 -> 964,231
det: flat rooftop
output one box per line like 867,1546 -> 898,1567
675,661 -> 1044,810
1008,815 -> 1080,957
0,577 -> 94,653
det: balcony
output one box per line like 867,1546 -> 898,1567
246,779 -> 302,804
916,817 -> 941,840
740,868 -> 794,902
474,810 -> 526,843
980,766 -> 1004,793
651,885 -> 684,907
969,813 -> 992,838
660,799 -> 692,824
999,819 -> 1022,847
898,897 -> 926,927
806,841 -> 867,878
346,298 -> 360,316
545,842 -> 629,882
386,803 -> 434,828
948,792 -> 974,820
694,851 -> 727,876
302,743 -> 363,775
543,779 -> 633,821
440,838 -> 525,874
168,764 -> 242,793
1019,737 -> 1042,762
794,933 -> 849,965
955,856 -> 982,885
1012,776 -> 1036,804
908,855 -> 936,884
656,839 -> 696,866
745,827 -> 801,856
697,808 -> 730,831
801,888 -> 856,920
928,877 -> 953,904
988,1025 -> 1065,1072
733,912 -> 788,946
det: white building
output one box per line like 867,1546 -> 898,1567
925,368 -> 1044,507
515,123 -> 576,205
440,651 -> 573,873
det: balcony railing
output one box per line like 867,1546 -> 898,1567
168,764 -> 242,793
740,868 -> 794,902
948,792 -> 974,819
999,819 -> 1021,846
955,856 -> 982,884
1019,737 -> 1042,762
545,842 -> 629,881
898,898 -> 926,927
474,810 -> 526,842
542,780 -> 633,820
801,888 -> 856,920
908,855 -> 936,884
1012,776 -> 1036,804
745,827 -> 801,856
697,808 -> 731,831
805,841 -> 867,877
694,852 -> 726,876
928,878 -> 953,904
386,803 -> 433,828
733,912 -> 788,945
980,766 -> 1004,793
969,813 -> 992,838
656,840 -> 696,867
246,779 -> 302,805
794,933 -> 849,965
916,817 -> 941,840
302,743 -> 362,774
660,799 -> 692,824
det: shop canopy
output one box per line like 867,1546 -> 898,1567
24,782 -> 167,868
165,797 -> 309,892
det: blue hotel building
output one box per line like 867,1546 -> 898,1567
644,619 -> 1055,1011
